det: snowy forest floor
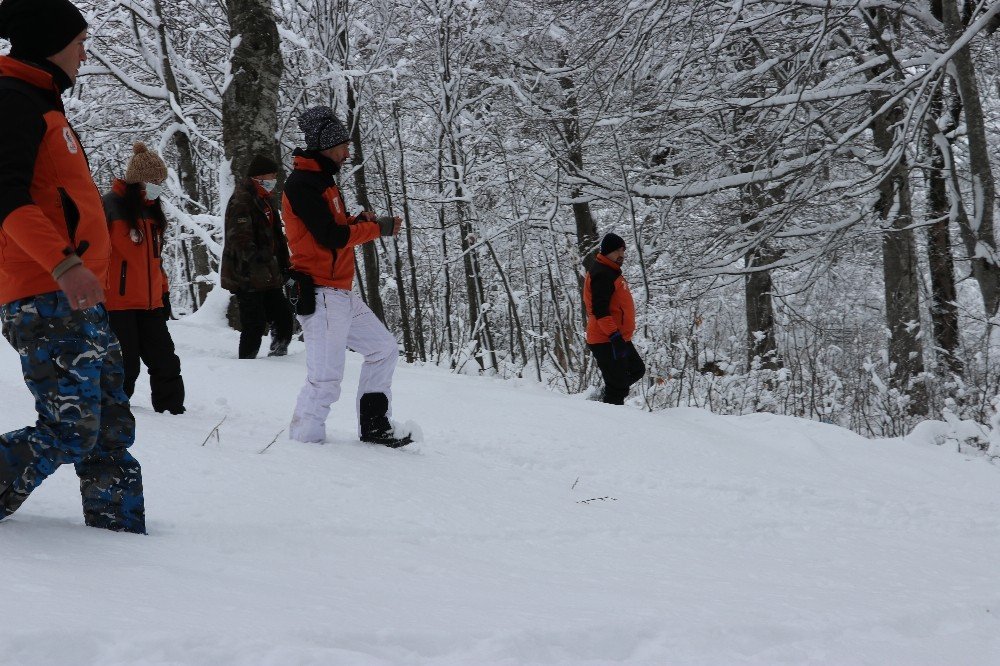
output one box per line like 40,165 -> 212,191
2,305 -> 1000,665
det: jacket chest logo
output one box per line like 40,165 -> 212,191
62,127 -> 79,155
330,195 -> 343,217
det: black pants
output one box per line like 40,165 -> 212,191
589,341 -> 646,405
236,289 -> 293,359
108,308 -> 185,414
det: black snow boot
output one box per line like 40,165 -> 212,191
268,337 -> 290,357
359,392 -> 412,448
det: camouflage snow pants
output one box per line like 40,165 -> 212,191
0,292 -> 146,533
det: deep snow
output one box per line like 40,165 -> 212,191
2,306 -> 1000,665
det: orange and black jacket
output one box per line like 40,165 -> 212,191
584,253 -> 636,344
281,149 -> 380,290
0,56 -> 110,305
103,179 -> 169,311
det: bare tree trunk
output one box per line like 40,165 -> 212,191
554,56 -> 600,337
391,100 -> 426,361
337,11 -> 386,322
151,0 -> 211,307
436,7 -> 487,370
556,51 -> 599,269
871,111 -> 927,414
862,9 -> 926,414
518,227 -> 542,382
437,134 -> 455,366
454,183 -> 486,370
744,256 -> 781,370
223,0 -> 283,183
222,0 -> 283,328
942,0 -> 1000,316
924,80 -> 963,375
375,146 -> 413,362
731,36 -> 781,372
741,184 -> 782,371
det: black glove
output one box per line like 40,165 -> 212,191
162,292 -> 173,320
376,215 -> 397,236
609,332 -> 629,361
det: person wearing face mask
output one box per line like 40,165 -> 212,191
221,154 -> 294,359
584,233 -> 646,405
0,0 -> 145,532
103,142 -> 186,415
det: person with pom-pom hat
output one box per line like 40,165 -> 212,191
103,141 -> 186,415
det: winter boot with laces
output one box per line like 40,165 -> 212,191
359,392 -> 412,448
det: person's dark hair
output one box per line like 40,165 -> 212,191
122,182 -> 167,233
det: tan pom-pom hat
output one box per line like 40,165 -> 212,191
124,142 -> 168,185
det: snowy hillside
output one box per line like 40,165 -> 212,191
2,306 -> 1000,666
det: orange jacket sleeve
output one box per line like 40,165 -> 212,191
345,220 -> 380,248
2,204 -> 76,274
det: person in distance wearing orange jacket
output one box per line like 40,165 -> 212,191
103,143 -> 185,415
584,233 -> 646,405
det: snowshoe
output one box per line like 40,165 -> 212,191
361,429 -> 413,449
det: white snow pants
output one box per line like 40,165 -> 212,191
289,287 -> 398,443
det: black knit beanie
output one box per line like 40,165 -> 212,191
247,154 -> 279,177
0,0 -> 88,60
298,106 -> 351,152
600,233 -> 626,256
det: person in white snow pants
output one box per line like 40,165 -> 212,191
293,287 -> 398,442
282,105 -> 411,448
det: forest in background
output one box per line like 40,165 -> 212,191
12,0 -> 1000,440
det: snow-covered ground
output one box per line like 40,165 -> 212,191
2,304 -> 1000,665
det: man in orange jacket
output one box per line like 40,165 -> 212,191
0,0 -> 145,532
283,106 -> 412,447
584,233 -> 646,405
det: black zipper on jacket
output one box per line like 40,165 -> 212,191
141,212 -> 154,309
119,261 -> 128,296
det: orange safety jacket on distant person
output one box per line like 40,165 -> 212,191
103,179 -> 169,311
281,149 -> 380,290
0,56 -> 110,305
584,253 -> 636,344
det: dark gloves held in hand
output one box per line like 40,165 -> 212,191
377,216 -> 396,236
162,292 -> 173,320
609,331 -> 629,361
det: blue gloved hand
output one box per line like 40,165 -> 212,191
609,331 -> 629,361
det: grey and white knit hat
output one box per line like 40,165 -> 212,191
298,106 -> 351,152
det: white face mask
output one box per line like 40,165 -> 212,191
144,182 -> 164,201
257,179 -> 277,193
